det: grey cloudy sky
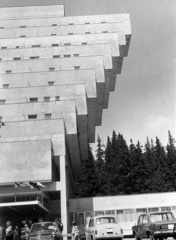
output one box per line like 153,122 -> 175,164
0,0 -> 176,152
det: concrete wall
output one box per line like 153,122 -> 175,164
0,140 -> 52,184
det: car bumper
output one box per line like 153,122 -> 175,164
95,234 -> 123,240
154,230 -> 176,238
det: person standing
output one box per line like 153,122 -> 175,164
55,219 -> 63,233
13,226 -> 20,240
5,221 -> 13,240
72,222 -> 79,240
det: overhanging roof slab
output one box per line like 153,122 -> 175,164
0,119 -> 66,156
0,5 -> 64,20
0,33 -> 122,57
0,69 -> 97,99
0,13 -> 130,28
0,22 -> 130,40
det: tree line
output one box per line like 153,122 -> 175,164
74,130 -> 176,197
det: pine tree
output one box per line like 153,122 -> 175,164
95,135 -> 105,196
74,144 -> 98,197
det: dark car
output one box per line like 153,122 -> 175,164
132,211 -> 176,240
28,222 -> 55,240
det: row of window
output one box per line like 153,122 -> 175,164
71,206 -> 176,225
0,96 -> 60,104
0,21 -> 107,29
0,42 -> 90,50
1,81 -> 65,88
0,54 -> 80,61
3,65 -> 80,74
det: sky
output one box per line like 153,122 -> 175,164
0,0 -> 176,153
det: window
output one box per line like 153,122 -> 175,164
148,207 -> 159,213
68,33 -> 73,35
45,113 -> 52,119
161,206 -> 171,212
0,58 -> 2,61
32,45 -> 41,48
0,27 -> 4,29
82,42 -> 87,45
64,43 -> 71,46
0,99 -> 6,104
3,84 -> 9,88
49,68 -> 55,71
105,210 -> 115,215
28,115 -> 37,119
103,31 -> 108,33
52,44 -> 59,47
53,55 -> 60,58
85,22 -> 90,24
13,57 -> 21,60
48,81 -> 54,86
142,215 -> 148,223
74,66 -> 80,70
1,47 -> 7,49
95,211 -> 104,216
101,21 -> 106,23
73,54 -> 79,57
136,208 -> 147,218
20,35 -> 26,38
44,97 -> 50,102
52,24 -> 57,26
16,46 -> 20,49
30,56 -> 39,60
51,34 -> 56,36
29,98 -> 38,102
55,96 -> 60,101
124,209 -> 136,222
19,26 -> 26,28
64,54 -> 71,58
6,70 -> 11,74
116,210 -> 124,222
85,32 -> 90,34
69,23 -> 74,25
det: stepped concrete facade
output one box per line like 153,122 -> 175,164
0,5 -> 131,232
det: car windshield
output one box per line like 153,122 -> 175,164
96,217 -> 117,224
150,212 -> 175,222
31,223 -> 54,232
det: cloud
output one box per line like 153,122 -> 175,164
143,114 -> 171,132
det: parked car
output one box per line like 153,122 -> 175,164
132,211 -> 176,240
28,222 -> 55,240
85,215 -> 123,240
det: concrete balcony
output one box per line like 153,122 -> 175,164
0,5 -> 64,20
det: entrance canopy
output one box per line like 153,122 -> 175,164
0,200 -> 48,215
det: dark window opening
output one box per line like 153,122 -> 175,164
48,81 -> 54,86
73,54 -> 79,57
6,70 -> 12,74
29,98 -> 38,102
53,55 -> 60,58
16,46 -> 20,49
20,35 -> 26,38
32,45 -> 41,48
45,113 -> 52,119
30,56 -> 39,60
64,54 -> 71,58
74,66 -> 80,69
0,99 -> 6,104
49,68 -> 55,71
1,47 -> 7,49
82,42 -> 87,45
52,44 -> 59,47
52,24 -> 57,26
69,23 -> 74,25
19,26 -> 26,28
55,96 -> 60,101
44,97 -> 50,102
51,34 -> 56,36
28,115 -> 37,119
85,22 -> 90,24
3,84 -> 9,88
64,43 -> 71,46
13,57 -> 21,60
68,33 -> 73,35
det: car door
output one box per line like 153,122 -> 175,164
136,215 -> 143,238
140,215 -> 149,238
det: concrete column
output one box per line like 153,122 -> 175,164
60,155 -> 68,235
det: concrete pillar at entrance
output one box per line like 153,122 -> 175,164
60,155 -> 68,235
